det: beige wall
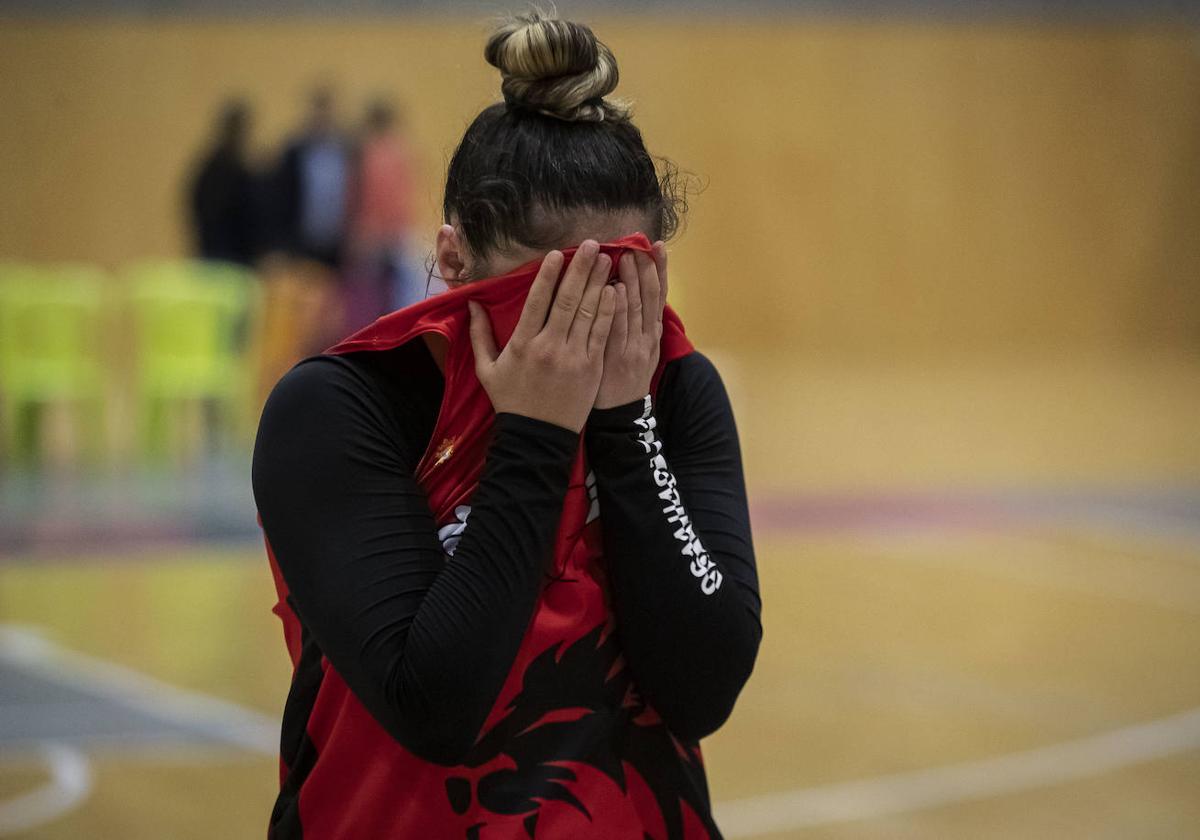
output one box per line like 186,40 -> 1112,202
1,18 -> 1197,356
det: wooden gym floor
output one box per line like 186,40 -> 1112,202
1,350 -> 1197,839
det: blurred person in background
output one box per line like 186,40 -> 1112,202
343,97 -> 420,333
250,84 -> 352,372
253,12 -> 759,839
276,85 -> 350,269
187,99 -> 257,265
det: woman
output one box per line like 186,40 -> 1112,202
252,12 -> 761,839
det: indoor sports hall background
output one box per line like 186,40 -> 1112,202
1,1 -> 1198,837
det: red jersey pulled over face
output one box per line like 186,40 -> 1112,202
261,235 -> 720,839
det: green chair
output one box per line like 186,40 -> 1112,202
0,263 -> 109,464
127,261 -> 260,461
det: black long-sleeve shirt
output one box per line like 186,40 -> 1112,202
252,339 -> 760,763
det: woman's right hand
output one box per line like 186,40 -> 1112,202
468,241 -> 616,433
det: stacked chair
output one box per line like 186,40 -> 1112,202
126,260 -> 261,461
0,260 -> 261,466
0,263 -> 109,463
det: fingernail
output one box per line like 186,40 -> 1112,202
468,300 -> 478,316
581,240 -> 598,256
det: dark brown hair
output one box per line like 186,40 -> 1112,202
442,11 -> 685,270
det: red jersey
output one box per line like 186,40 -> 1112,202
262,234 -> 718,839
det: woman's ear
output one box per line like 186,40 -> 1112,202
436,224 -> 468,288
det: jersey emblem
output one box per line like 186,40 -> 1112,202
432,435 -> 459,467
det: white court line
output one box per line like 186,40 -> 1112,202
714,705 -> 1200,837
0,624 -> 278,755
0,743 -> 93,836
6,626 -> 1200,836
0,624 -> 279,834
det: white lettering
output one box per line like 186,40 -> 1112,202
701,569 -> 723,595
633,396 -> 722,596
437,505 -> 471,556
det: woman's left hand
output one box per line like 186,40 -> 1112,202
594,241 -> 669,409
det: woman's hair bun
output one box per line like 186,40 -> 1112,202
485,10 -> 629,123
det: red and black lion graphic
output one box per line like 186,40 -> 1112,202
445,623 -> 720,840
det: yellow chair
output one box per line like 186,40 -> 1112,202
0,263 -> 109,464
127,261 -> 260,461
255,257 -> 343,410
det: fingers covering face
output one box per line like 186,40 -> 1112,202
587,285 -> 617,360
618,251 -> 642,338
635,250 -> 660,334
488,241 -> 661,353
568,250 -> 613,347
545,240 -> 599,339
652,241 -> 668,318
512,250 -> 563,344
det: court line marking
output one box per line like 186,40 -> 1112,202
4,625 -> 1199,837
713,705 -> 1200,837
0,742 -> 92,836
0,624 -> 279,833
0,624 -> 278,755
